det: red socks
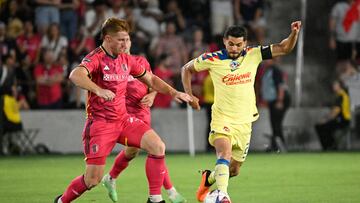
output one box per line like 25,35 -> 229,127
109,150 -> 132,179
146,154 -> 166,195
60,175 -> 88,203
163,167 -> 173,190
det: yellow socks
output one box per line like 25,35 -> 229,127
214,159 -> 230,194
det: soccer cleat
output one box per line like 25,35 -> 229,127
146,198 -> 166,203
196,170 -> 213,202
169,192 -> 187,203
102,174 -> 118,202
54,195 -> 62,203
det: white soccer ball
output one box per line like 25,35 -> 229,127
204,189 -> 231,203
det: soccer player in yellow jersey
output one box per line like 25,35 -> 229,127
181,21 -> 301,202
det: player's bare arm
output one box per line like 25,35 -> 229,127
69,66 -> 115,101
271,21 -> 302,57
181,59 -> 201,110
137,71 -> 192,103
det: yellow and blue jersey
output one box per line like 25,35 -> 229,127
194,46 -> 272,124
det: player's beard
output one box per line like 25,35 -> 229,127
228,52 -> 241,60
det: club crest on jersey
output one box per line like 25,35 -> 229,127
104,65 -> 110,71
230,61 -> 240,72
122,64 -> 128,71
92,144 -> 99,154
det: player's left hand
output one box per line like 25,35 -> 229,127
140,93 -> 156,107
172,91 -> 193,104
291,21 -> 302,33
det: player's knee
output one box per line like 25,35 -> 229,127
151,140 -> 165,156
125,148 -> 140,159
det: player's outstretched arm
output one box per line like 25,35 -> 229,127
181,60 -> 201,110
271,21 -> 302,57
69,66 -> 115,101
137,71 -> 193,103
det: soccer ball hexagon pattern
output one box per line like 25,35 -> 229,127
204,189 -> 231,203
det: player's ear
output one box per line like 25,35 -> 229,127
223,38 -> 227,46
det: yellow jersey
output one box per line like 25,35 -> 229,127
194,46 -> 272,124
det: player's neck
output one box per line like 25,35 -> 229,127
101,43 -> 117,59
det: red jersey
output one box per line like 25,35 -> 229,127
79,46 -> 146,121
16,34 -> 41,63
126,56 -> 152,123
33,64 -> 63,105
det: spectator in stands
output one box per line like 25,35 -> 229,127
34,0 -> 60,35
153,22 -> 188,79
0,0 -> 26,24
329,0 -> 359,73
33,49 -> 64,109
15,53 -> 37,108
40,23 -> 68,61
261,58 -> 291,152
341,61 -> 360,113
59,0 -> 80,40
210,0 -> 233,36
187,28 -> 209,59
163,0 -> 186,33
234,0 -> 266,44
133,0 -> 163,42
69,24 -> 96,63
315,80 -> 351,151
106,0 -> 126,19
16,20 -> 41,65
153,54 -> 174,108
0,22 -> 17,60
85,0 -> 108,46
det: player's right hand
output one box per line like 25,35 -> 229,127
189,95 -> 200,111
96,89 -> 115,101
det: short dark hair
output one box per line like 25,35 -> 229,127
223,25 -> 247,40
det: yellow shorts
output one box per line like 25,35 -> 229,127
208,122 -> 252,162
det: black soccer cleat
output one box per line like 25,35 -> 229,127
146,198 -> 165,203
54,195 -> 62,203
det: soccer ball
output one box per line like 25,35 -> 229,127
204,189 -> 231,203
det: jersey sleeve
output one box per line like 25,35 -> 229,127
129,55 -> 146,78
193,53 -> 213,72
260,45 -> 273,60
79,51 -> 100,74
136,56 -> 152,73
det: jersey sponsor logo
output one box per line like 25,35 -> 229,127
103,74 -> 127,81
223,126 -> 230,132
222,72 -> 252,85
230,60 -> 240,72
104,65 -> 110,71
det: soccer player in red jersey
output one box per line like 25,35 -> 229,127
101,36 -> 187,203
54,18 -> 192,203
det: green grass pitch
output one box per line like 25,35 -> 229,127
0,152 -> 359,203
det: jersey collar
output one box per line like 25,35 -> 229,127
100,45 -> 118,59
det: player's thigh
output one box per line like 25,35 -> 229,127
82,119 -> 118,164
231,123 -> 252,162
118,116 -> 151,148
212,135 -> 232,160
140,130 -> 165,156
